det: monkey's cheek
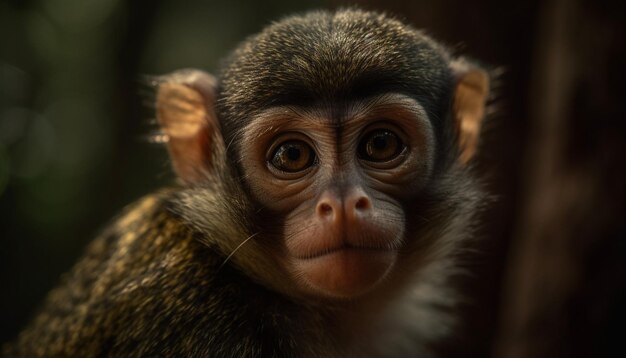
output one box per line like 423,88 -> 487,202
294,250 -> 397,299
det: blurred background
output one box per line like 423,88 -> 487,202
0,0 -> 624,356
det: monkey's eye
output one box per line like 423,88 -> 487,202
358,129 -> 404,162
270,140 -> 316,173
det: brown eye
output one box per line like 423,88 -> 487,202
270,140 -> 316,173
358,129 -> 404,162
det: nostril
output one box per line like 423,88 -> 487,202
318,202 -> 333,217
355,197 -> 371,211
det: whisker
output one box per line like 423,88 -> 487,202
225,133 -> 238,153
218,232 -> 260,271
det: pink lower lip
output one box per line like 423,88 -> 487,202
296,246 -> 394,260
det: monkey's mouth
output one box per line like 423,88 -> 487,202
288,229 -> 402,262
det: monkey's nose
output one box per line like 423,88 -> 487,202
316,189 -> 372,224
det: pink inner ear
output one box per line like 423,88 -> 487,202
453,69 -> 489,164
157,83 -> 212,183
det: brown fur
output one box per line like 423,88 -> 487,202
5,8 -> 489,357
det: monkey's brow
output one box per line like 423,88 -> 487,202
248,93 -> 427,129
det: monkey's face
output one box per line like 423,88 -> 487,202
157,10 -> 489,302
240,94 -> 435,299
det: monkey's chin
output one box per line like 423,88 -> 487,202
294,249 -> 397,299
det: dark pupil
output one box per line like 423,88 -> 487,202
372,135 -> 388,150
286,146 -> 301,161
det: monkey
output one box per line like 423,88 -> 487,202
3,8 -> 489,357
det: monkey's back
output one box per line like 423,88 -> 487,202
4,193 -> 317,357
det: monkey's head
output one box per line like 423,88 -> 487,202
156,9 -> 489,300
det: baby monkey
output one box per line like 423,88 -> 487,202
6,8 -> 489,357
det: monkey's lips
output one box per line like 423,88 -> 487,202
292,246 -> 397,299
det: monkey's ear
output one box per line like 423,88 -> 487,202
450,59 -> 490,164
156,69 -> 221,184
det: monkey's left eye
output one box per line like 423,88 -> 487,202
270,140 -> 316,173
358,129 -> 405,163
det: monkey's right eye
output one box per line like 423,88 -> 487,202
269,140 -> 316,173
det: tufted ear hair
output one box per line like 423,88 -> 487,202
155,69 -> 224,184
450,59 -> 490,164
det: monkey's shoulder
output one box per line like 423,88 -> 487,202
94,193 -> 315,356
8,193 -> 309,357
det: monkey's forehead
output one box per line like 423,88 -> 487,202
217,9 -> 454,124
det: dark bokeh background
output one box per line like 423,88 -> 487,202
1,0 -> 624,357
